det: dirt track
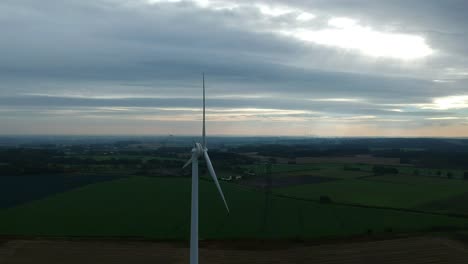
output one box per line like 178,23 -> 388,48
1,236 -> 468,264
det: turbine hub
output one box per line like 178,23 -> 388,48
192,142 -> 204,157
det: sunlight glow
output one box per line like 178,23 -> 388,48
426,117 -> 461,120
432,95 -> 468,110
147,0 -> 182,4
256,3 -> 295,17
111,107 -> 314,122
296,12 -> 316,22
328,17 -> 357,28
445,68 -> 468,76
281,17 -> 434,60
344,115 -> 377,120
433,79 -> 455,83
144,2 -> 433,60
416,95 -> 468,110
146,0 -> 238,10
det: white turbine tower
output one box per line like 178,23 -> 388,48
183,73 -> 229,264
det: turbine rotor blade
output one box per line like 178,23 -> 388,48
183,157 -> 193,169
202,73 -> 206,148
204,151 -> 230,213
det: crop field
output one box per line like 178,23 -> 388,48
277,166 -> 371,179
275,175 -> 468,210
418,192 -> 468,214
0,175 -> 124,209
260,163 -> 463,180
391,166 -> 465,179
2,152 -> 468,242
246,163 -> 372,179
1,176 -> 468,240
73,155 -> 183,162
243,154 -> 406,166
243,175 -> 337,188
236,162 -> 468,216
295,155 -> 404,165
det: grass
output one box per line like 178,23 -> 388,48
281,167 -> 371,179
262,162 -> 466,180
244,163 -> 372,180
392,166 -> 465,179
0,174 -> 125,209
418,192 -> 468,214
0,176 -> 467,240
275,174 -> 468,211
73,155 -> 183,162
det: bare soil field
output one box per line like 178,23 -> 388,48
1,236 -> 467,264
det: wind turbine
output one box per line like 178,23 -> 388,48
183,73 -> 229,264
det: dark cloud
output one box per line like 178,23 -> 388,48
1,0 -> 468,135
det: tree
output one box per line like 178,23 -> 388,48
344,165 -> 361,171
373,166 -> 398,175
464,172 -> 468,180
400,158 -> 411,164
447,172 -> 453,179
319,195 -> 332,204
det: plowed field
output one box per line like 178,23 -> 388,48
1,236 -> 467,264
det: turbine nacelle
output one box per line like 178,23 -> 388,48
192,142 -> 204,157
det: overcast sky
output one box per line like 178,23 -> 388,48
2,0 -> 468,136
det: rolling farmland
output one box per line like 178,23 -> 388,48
1,176 -> 468,240
2,140 -> 468,264
275,176 -> 468,210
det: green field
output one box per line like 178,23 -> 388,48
274,169 -> 468,214
253,163 -> 465,179
418,192 -> 468,214
245,163 -> 372,179
241,163 -> 468,214
389,166 -> 465,179
1,176 -> 468,240
74,155 -> 183,162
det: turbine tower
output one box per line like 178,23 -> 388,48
183,73 -> 229,264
